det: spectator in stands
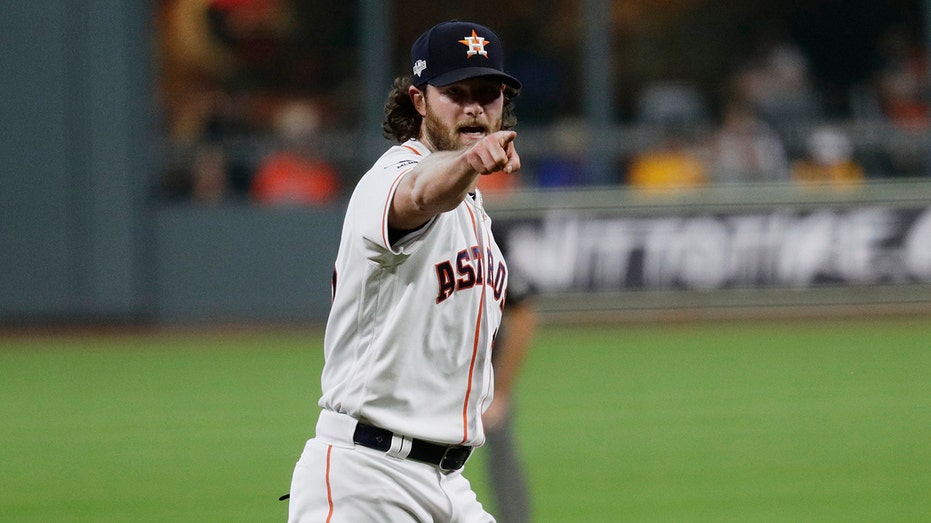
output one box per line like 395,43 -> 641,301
707,99 -> 791,184
871,25 -> 930,177
533,118 -> 590,188
249,100 -> 341,206
636,82 -> 710,131
733,42 -> 824,141
624,80 -> 711,191
874,26 -> 929,131
791,125 -> 864,187
626,125 -> 708,190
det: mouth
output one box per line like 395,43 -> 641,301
458,125 -> 487,140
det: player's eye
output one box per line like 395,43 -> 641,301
476,87 -> 503,104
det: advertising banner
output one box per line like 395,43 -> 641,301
498,206 -> 931,294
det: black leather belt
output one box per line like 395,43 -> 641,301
352,422 -> 473,471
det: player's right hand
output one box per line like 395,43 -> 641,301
464,131 -> 521,175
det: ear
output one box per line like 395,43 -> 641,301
409,85 -> 427,117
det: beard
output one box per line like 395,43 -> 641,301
421,105 -> 502,152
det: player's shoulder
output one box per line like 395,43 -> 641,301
374,139 -> 430,169
353,139 -> 428,195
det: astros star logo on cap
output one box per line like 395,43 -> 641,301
458,29 -> 489,58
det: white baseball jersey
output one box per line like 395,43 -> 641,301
318,138 -> 508,447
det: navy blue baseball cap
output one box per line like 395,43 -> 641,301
411,20 -> 521,90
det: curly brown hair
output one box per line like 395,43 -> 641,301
382,76 -> 520,143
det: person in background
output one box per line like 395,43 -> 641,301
473,172 -> 537,523
734,42 -> 824,139
707,100 -> 791,184
626,125 -> 708,191
872,25 -> 930,177
791,125 -> 864,187
482,257 -> 537,523
250,100 -> 341,206
534,117 -> 590,188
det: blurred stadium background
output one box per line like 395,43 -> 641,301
3,1 -> 931,521
3,0 -> 931,326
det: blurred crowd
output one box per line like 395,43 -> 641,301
155,0 -> 931,205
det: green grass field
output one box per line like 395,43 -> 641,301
2,317 -> 930,522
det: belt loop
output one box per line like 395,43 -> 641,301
316,410 -> 361,447
385,433 -> 413,460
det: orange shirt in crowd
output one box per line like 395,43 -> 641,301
250,151 -> 340,205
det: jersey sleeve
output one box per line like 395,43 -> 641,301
348,142 -> 436,258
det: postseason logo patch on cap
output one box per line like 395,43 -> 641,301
413,59 -> 427,78
410,20 -> 521,90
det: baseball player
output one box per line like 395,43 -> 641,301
285,20 -> 521,522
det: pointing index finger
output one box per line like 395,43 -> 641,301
497,130 -> 517,147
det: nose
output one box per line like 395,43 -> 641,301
463,95 -> 483,117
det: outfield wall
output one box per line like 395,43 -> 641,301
147,181 -> 931,325
487,181 -> 931,322
5,178 -> 931,326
